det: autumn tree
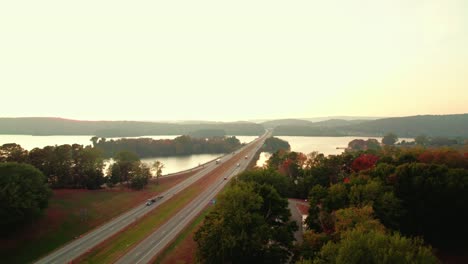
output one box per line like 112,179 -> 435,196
351,154 -> 379,172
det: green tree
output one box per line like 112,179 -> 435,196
194,181 -> 297,263
325,183 -> 348,211
71,145 -> 104,189
0,163 -> 51,232
130,163 -> 151,190
392,163 -> 468,249
151,160 -> 164,185
382,133 -> 398,145
237,169 -> 294,198
306,185 -> 328,231
333,206 -> 385,234
414,135 -> 429,146
109,151 -> 143,189
0,143 -> 28,163
313,229 -> 437,264
263,137 -> 291,153
90,136 -> 99,147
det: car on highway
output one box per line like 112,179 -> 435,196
146,198 -> 156,206
223,176 -> 227,180
244,155 -> 248,159
237,163 -> 240,167
215,159 -> 221,164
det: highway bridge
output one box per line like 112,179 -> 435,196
35,131 -> 269,264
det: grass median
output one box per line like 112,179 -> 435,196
152,208 -> 211,264
77,185 -> 203,263
76,146 -> 255,263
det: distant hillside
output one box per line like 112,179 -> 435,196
341,114 -> 468,138
0,118 -> 264,136
310,119 -> 367,127
261,119 -> 314,128
272,114 -> 468,138
272,125 -> 346,137
302,116 -> 382,122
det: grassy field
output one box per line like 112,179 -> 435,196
0,172 -> 195,264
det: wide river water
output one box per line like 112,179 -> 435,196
0,135 -> 412,173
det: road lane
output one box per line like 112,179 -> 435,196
35,133 -> 267,264
116,133 -> 269,264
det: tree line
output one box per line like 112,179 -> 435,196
92,135 -> 242,158
0,135 -> 238,234
1,135 -> 242,190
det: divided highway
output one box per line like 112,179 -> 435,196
116,134 -> 269,264
35,132 -> 268,264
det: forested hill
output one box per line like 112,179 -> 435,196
0,118 -> 264,136
272,114 -> 468,138
342,114 -> 468,137
261,119 -> 314,128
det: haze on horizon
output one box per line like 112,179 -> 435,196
1,0 -> 467,122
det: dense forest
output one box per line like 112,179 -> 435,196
0,135 -> 242,190
0,118 -> 264,136
262,137 -> 291,153
92,135 -> 242,158
195,140 -> 468,263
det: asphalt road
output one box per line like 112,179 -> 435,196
34,133 -> 268,264
115,133 -> 269,264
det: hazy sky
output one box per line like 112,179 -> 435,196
1,0 -> 467,121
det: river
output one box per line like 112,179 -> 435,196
0,135 -> 258,175
0,134 -> 412,172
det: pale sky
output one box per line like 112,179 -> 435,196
1,0 -> 467,122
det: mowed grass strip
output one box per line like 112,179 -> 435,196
77,185 -> 202,263
77,168 -> 225,263
152,208 -> 211,264
77,145 -> 256,263
1,171 -> 195,264
151,146 -> 263,264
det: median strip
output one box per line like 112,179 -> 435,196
75,146 -> 255,263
